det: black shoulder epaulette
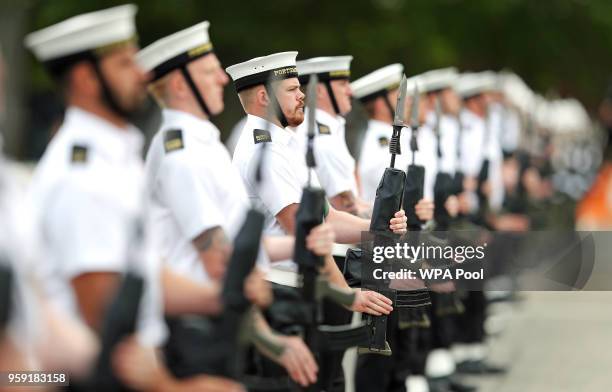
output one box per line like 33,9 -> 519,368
164,129 -> 184,153
253,129 -> 272,144
378,136 -> 389,147
317,122 -> 331,135
70,145 -> 88,163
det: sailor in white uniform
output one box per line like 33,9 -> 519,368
352,64 -> 434,219
137,22 -> 337,387
23,7 -> 235,390
293,56 -> 370,216
25,3 -> 166,350
227,51 -> 399,312
455,73 -> 505,216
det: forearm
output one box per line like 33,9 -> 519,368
327,208 -> 370,244
162,267 -> 222,316
329,191 -> 358,215
356,197 -> 373,219
148,364 -> 178,392
263,235 -> 295,262
252,310 -> 286,363
320,254 -> 350,289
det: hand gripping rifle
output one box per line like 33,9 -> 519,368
294,75 -> 370,390
356,75 -> 408,356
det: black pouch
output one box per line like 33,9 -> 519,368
342,248 -> 363,287
264,284 -> 308,335
405,164 -> 425,229
370,168 -> 406,232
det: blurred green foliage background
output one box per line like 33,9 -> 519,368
2,0 -> 611,158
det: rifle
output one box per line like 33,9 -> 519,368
202,85 -> 285,381
90,221 -> 146,392
294,75 -> 369,390
0,259 -> 13,334
404,83 -> 426,231
451,113 -> 465,196
397,82 -> 432,328
357,74 -> 409,356
204,208 -> 285,379
475,106 -> 492,225
432,97 -> 454,231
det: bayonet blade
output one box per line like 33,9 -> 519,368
410,81 -> 420,130
393,74 -> 407,127
434,96 -> 442,135
306,74 -> 318,138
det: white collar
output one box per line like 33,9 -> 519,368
64,106 -> 143,162
161,108 -> 220,143
368,119 -> 391,132
314,108 -> 345,128
460,108 -> 484,126
425,110 -> 437,128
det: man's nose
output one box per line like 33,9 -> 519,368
219,70 -> 229,85
138,67 -> 152,84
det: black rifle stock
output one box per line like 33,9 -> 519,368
207,208 -> 282,379
358,167 -> 405,356
91,271 -> 144,391
432,97 -> 453,230
404,164 -> 425,230
0,262 -> 13,333
295,186 -> 326,373
358,75 -> 409,356
476,158 -> 490,222
452,171 -> 465,196
434,172 -> 454,230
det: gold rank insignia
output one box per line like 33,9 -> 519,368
317,122 -> 331,135
253,129 -> 272,144
378,136 -> 389,147
70,145 -> 88,163
164,129 -> 184,153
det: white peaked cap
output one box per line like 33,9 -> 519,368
25,4 -> 137,62
137,21 -> 213,81
419,67 -> 459,93
404,75 -> 424,94
226,51 -> 299,92
296,56 -> 353,80
479,70 -> 499,91
351,63 -> 404,101
535,98 -> 591,134
455,72 -> 496,98
498,71 -> 535,113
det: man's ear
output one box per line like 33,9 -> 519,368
373,96 -> 385,114
70,61 -> 98,97
316,83 -> 327,101
255,86 -> 269,106
168,71 -> 187,99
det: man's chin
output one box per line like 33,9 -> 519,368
211,102 -> 225,116
287,116 -> 304,127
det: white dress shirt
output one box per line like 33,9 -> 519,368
29,107 -> 166,347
